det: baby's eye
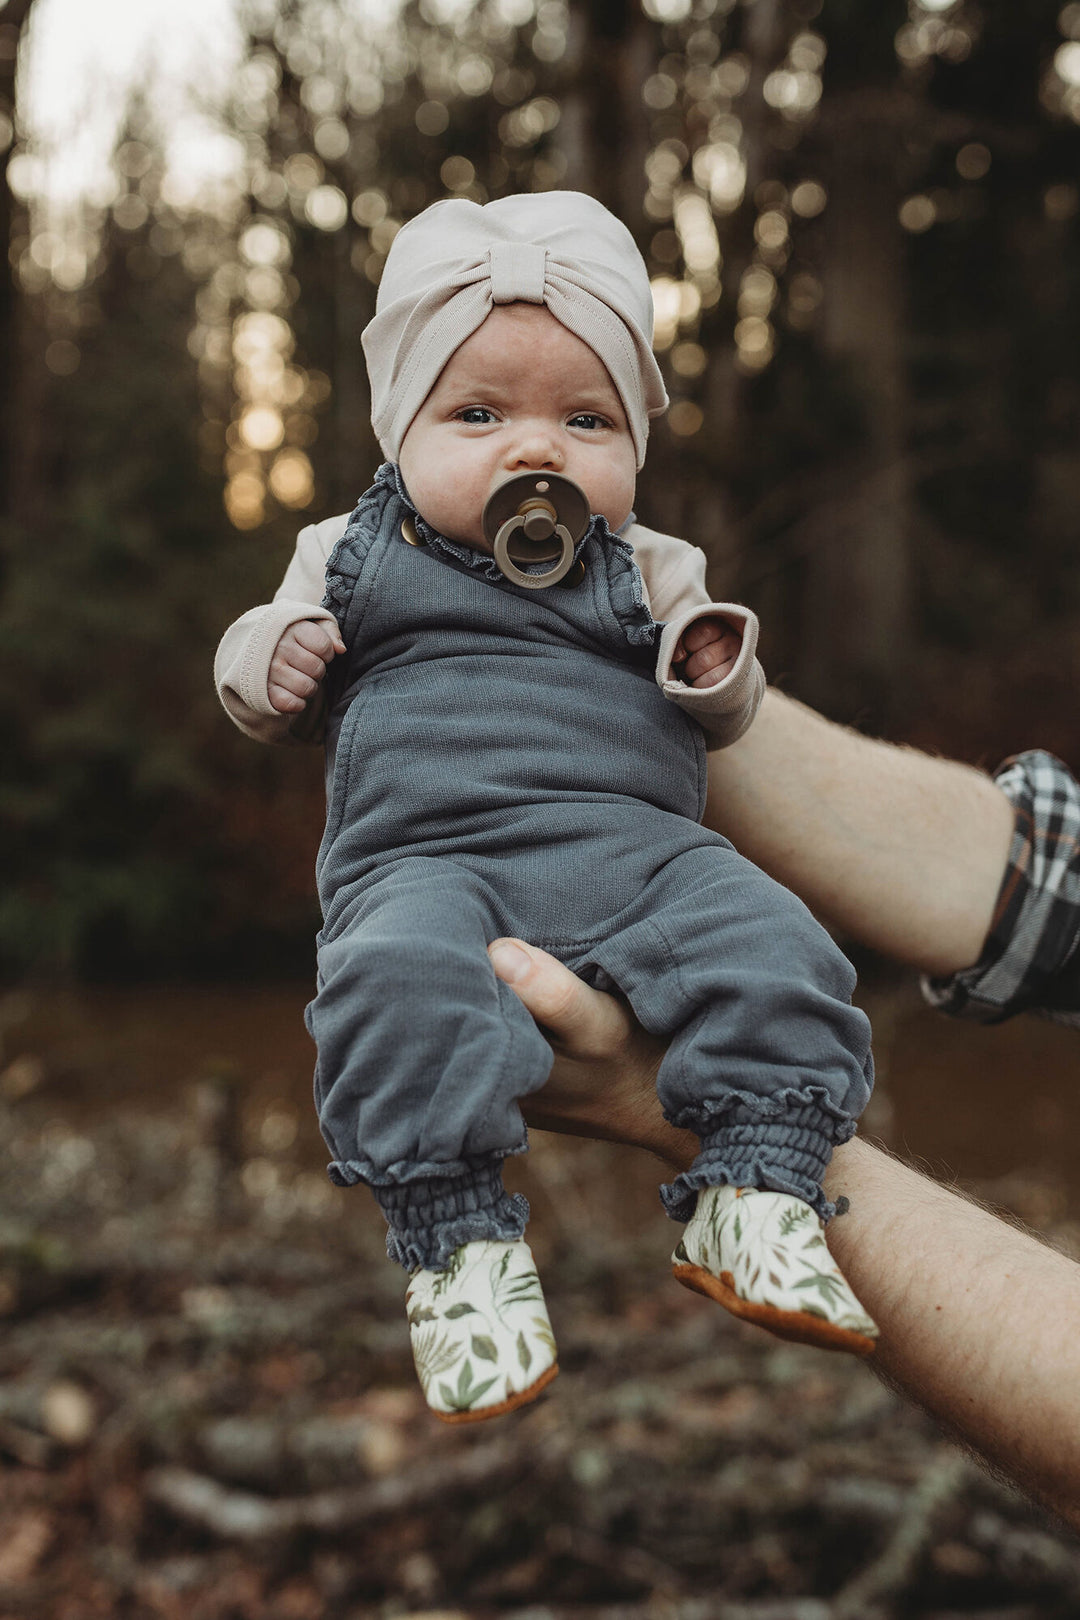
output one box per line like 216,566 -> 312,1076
457,406 -> 496,425
568,412 -> 607,431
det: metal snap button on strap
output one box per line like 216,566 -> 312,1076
401,516 -> 425,546
482,472 -> 591,590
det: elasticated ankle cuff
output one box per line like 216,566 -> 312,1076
661,1100 -> 851,1223
374,1162 -> 529,1271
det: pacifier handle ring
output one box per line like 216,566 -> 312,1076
493,517 -> 576,589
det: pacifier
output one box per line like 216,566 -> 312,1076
482,471 -> 591,590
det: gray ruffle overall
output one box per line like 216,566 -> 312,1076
307,463 -> 873,1271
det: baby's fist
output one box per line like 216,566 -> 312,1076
673,615 -> 742,689
268,619 -> 346,714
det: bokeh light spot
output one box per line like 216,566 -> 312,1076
650,229 -> 681,265
269,449 -> 315,509
1055,40 -> 1080,86
643,74 -> 678,110
754,210 -> 789,250
369,217 -> 401,255
440,155 -> 476,191
899,194 -> 936,232
499,96 -> 560,147
675,190 -> 720,274
415,100 -> 451,137
735,316 -> 772,355
668,400 -> 704,435
458,56 -> 494,96
496,0 -> 535,25
241,221 -> 290,268
305,185 -> 348,232
651,276 -> 682,350
284,154 -> 323,196
225,472 -> 266,529
44,339 -> 80,377
714,55 -> 750,97
115,141 -> 152,179
791,180 -> 827,217
738,266 -> 777,317
239,406 -> 285,452
956,143 -> 991,180
671,341 -> 707,378
113,194 -> 149,231
642,0 -> 692,19
352,189 -> 389,228
314,119 -> 351,162
787,272 -> 824,328
1045,182 -> 1079,219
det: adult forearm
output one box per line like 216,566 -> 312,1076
539,1080 -> 1080,1527
499,941 -> 1080,1524
704,690 -> 1015,976
825,1138 -> 1080,1529
631,1113 -> 1080,1528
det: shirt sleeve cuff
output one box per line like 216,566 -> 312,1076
921,749 -> 1080,1025
214,599 -> 339,743
655,602 -> 766,749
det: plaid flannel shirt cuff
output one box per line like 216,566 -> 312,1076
922,750 -> 1080,1026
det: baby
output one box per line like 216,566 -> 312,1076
216,192 -> 877,1423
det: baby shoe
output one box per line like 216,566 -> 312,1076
405,1238 -> 559,1422
672,1185 -> 878,1357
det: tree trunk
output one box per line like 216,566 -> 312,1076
559,0 -> 653,224
806,94 -> 912,723
0,0 -> 36,524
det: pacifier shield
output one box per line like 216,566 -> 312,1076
482,472 -> 592,590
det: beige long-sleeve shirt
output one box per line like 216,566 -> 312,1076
214,512 -> 765,749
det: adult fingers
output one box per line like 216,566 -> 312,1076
488,938 -> 636,1061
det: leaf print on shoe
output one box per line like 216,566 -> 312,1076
672,1185 -> 878,1358
406,1238 -> 559,1422
438,1360 -> 500,1414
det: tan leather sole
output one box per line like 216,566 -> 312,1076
433,1360 -> 560,1424
673,1263 -> 877,1358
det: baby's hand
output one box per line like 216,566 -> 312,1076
672,615 -> 742,689
268,620 -> 346,714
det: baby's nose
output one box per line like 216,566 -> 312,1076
505,423 -> 564,471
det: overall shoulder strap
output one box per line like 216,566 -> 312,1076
322,465 -> 402,644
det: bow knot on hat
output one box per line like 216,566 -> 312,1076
488,240 -> 547,304
362,192 -> 669,469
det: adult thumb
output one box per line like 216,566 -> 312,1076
488,938 -> 634,1059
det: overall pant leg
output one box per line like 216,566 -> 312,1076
576,844 -> 874,1221
307,856 -> 555,1269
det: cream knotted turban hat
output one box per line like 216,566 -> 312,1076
362,191 -> 669,470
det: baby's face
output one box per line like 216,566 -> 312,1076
398,303 -> 637,550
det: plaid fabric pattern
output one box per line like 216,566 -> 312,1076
922,750 -> 1080,1026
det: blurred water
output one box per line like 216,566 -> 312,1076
3,976 -> 1080,1216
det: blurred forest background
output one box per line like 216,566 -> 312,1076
4,3 -> 1080,1614
3,0 -> 1080,981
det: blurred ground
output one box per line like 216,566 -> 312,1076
2,979 -> 1080,1618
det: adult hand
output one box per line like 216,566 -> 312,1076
487,937 -> 696,1168
489,933 -> 1080,1530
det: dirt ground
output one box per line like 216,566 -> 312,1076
0,1056 -> 1079,1620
